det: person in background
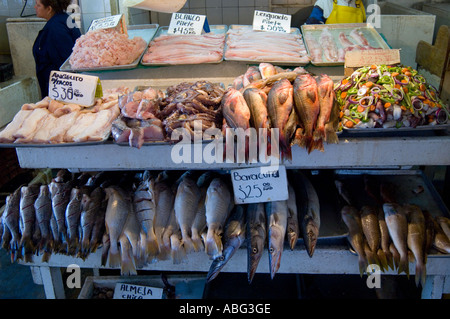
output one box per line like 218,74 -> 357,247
33,0 -> 81,98
305,0 -> 366,25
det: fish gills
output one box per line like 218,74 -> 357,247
404,204 -> 426,287
266,200 -> 288,279
246,203 -> 266,284
383,203 -> 409,277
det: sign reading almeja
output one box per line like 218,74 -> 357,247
49,71 -> 101,107
113,283 -> 163,299
253,10 -> 291,33
231,165 -> 288,204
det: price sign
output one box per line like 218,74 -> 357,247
88,14 -> 127,34
168,13 -> 207,35
49,71 -> 102,107
231,165 -> 288,205
253,10 -> 291,33
113,283 -> 163,300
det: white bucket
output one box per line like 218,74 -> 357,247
123,0 -> 187,13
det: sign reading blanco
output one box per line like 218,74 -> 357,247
49,71 -> 102,107
113,283 -> 164,299
253,10 -> 291,33
168,13 -> 206,35
231,165 -> 288,204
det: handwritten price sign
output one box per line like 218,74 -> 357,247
231,165 -> 288,205
168,13 -> 207,35
253,10 -> 291,33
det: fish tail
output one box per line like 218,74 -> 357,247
108,243 -> 121,268
358,256 -> 368,277
120,256 -> 137,276
397,255 -> 410,278
205,229 -> 223,259
145,238 -> 159,259
308,137 -> 324,153
384,249 -> 394,270
325,126 -> 339,145
81,238 -> 91,256
20,236 -> 35,259
377,249 -> 389,272
171,235 -> 187,264
41,250 -> 52,263
183,236 -> 195,254
415,261 -> 427,287
192,234 -> 205,253
312,127 -> 325,142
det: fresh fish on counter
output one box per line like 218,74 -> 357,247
3,188 -> 22,260
119,208 -> 141,274
79,187 -> 104,258
293,74 -> 321,153
246,203 -> 266,284
304,34 -> 323,63
222,88 -> 251,131
49,179 -> 72,251
205,177 -> 234,259
243,88 -> 270,134
319,27 -> 339,63
207,205 -> 246,282
89,196 -> 107,254
341,205 -> 368,277
294,171 -> 321,257
19,185 -> 40,262
383,203 -> 409,277
34,185 -> 53,262
0,110 -> 33,143
360,206 -> 387,271
378,209 -> 394,270
266,200 -> 288,279
65,188 -> 83,255
404,204 -> 426,287
104,186 -> 132,268
314,74 -> 338,146
286,183 -> 299,250
431,216 -> 450,254
174,171 -> 202,254
267,78 -> 294,160
349,29 -> 380,50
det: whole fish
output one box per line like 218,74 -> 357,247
295,171 -> 320,257
243,66 -> 262,87
383,203 -> 409,277
222,87 -> 251,130
49,179 -> 72,250
104,186 -> 132,268
360,206 -> 381,253
207,205 -> 246,282
89,197 -> 107,253
431,216 -> 450,254
3,188 -> 21,259
243,88 -> 270,131
79,187 -> 104,258
286,183 -> 299,250
246,203 -> 266,284
34,185 -> 53,262
154,174 -> 175,259
314,74 -> 336,148
191,172 -> 214,253
404,204 -> 426,287
205,177 -> 234,259
341,205 -> 368,277
267,78 -> 294,160
100,232 -> 110,267
65,188 -> 83,255
160,208 -> 186,263
174,172 -> 202,254
119,209 -> 142,272
378,209 -> 394,270
259,63 -> 277,79
133,178 -> 158,260
19,184 -> 40,262
437,216 -> 450,239
266,200 -> 288,279
293,74 -> 320,153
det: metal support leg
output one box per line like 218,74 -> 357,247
40,266 -> 66,299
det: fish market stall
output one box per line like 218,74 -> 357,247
2,20 -> 450,300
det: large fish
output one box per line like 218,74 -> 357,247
286,183 -> 299,250
222,87 -> 251,130
174,171 -> 202,254
133,177 -> 158,261
243,88 -> 270,131
79,187 -> 104,258
378,209 -> 394,270
266,200 -> 288,279
246,203 -> 266,284
404,204 -> 426,287
341,205 -> 368,276
383,203 -> 409,277
205,177 -> 234,259
65,188 -> 83,255
206,205 -> 246,282
119,208 -> 141,274
4,188 -> 22,261
314,74 -> 337,148
293,74 -> 321,153
360,206 -> 381,252
19,185 -> 40,262
104,186 -> 132,268
49,179 -> 72,251
267,78 -> 294,160
34,185 -> 53,262
89,196 -> 107,253
294,171 -> 320,257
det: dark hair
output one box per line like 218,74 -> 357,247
40,0 -> 72,14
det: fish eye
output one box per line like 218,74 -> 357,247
269,247 -> 274,253
219,255 -> 225,261
252,247 -> 258,254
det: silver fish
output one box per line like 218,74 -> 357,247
65,188 -> 83,255
383,203 -> 409,277
19,185 -> 40,262
404,204 -> 426,287
207,205 -> 246,282
89,196 -> 107,253
154,175 -> 175,259
246,203 -> 266,283
378,209 -> 394,270
34,185 -> 53,262
119,208 -> 141,273
286,183 -> 299,250
3,187 -> 21,259
79,187 -> 104,258
205,177 -> 234,259
49,180 -> 72,250
266,200 -> 288,279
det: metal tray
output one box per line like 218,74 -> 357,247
0,134 -> 111,148
341,123 -> 450,136
301,23 -> 390,66
60,24 -> 159,73
224,25 -> 309,66
140,25 -> 228,66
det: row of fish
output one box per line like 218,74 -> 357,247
225,63 -> 339,160
337,177 -> 450,287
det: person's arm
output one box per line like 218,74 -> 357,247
305,6 -> 326,24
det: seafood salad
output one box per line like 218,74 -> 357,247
335,64 -> 449,130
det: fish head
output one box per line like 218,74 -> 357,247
206,242 -> 239,283
302,216 -> 319,257
247,232 -> 265,283
268,226 -> 284,279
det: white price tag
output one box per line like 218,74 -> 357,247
49,71 -> 102,107
113,283 -> 164,300
253,10 -> 291,33
168,13 -> 206,35
88,14 -> 126,33
231,165 -> 288,205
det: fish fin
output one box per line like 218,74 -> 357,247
377,249 -> 388,272
192,234 -> 205,253
308,137 -> 324,153
415,261 -> 427,287
171,234 -> 187,264
312,127 -> 325,142
183,237 -> 195,254
397,256 -> 410,278
358,256 -> 368,277
324,126 -> 339,145
108,243 -> 121,268
120,256 -> 137,276
205,229 -> 223,259
145,238 -> 159,259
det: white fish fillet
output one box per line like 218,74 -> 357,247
31,113 -> 59,144
64,112 -> 97,142
48,111 -> 80,143
72,107 -> 120,143
0,110 -> 33,143
319,27 -> 339,62
13,108 -> 50,139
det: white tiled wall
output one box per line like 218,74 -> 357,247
79,0 -> 112,32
